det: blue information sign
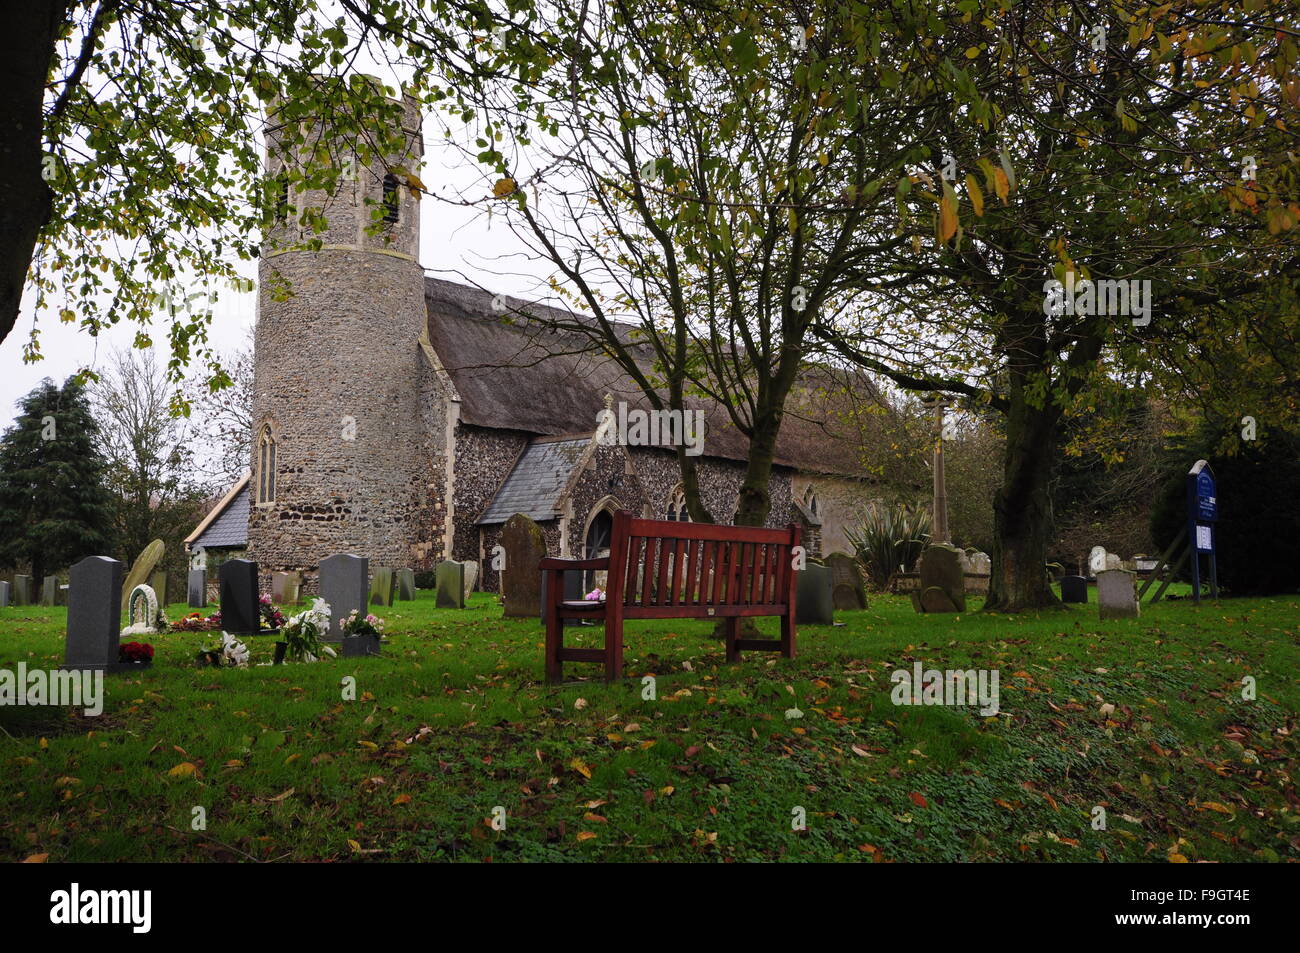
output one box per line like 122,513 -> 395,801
1185,460 -> 1219,602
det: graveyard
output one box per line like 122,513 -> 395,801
1,584 -> 1295,863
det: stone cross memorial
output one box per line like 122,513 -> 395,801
396,568 -> 416,601
1097,568 -> 1139,620
187,569 -> 207,608
795,563 -> 835,625
434,561 -> 465,609
369,567 -> 396,608
219,559 -> 261,634
64,556 -> 125,672
500,514 -> 546,618
319,554 -> 368,641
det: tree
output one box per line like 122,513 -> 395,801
0,377 -> 114,581
814,0 -> 1300,608
182,331 -> 254,489
92,348 -> 209,578
5,1 -> 416,390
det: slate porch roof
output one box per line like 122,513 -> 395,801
185,473 -> 250,550
477,435 -> 592,525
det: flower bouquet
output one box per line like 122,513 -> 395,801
172,611 -> 222,632
118,641 -> 154,666
259,595 -> 287,631
340,609 -> 385,657
197,632 -> 250,668
585,587 -> 605,602
278,598 -> 335,662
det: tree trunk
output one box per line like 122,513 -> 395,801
734,410 -> 781,527
985,392 -> 1061,611
0,1 -> 67,346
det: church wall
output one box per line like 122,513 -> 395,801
628,448 -> 801,529
560,444 -> 649,558
450,424 -> 531,565
791,473 -> 882,556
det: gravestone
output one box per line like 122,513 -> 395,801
969,552 -> 991,576
219,559 -> 261,635
396,568 -> 416,601
64,556 -> 125,671
912,544 -> 966,613
149,570 -> 167,606
41,575 -> 59,606
1087,545 -> 1107,576
12,575 -> 31,606
187,569 -> 207,608
824,552 -> 868,610
1096,569 -> 1139,620
120,539 -> 165,613
795,563 -> 835,625
272,571 -> 301,605
320,554 -> 368,641
461,561 -> 479,600
1104,553 -> 1122,571
500,514 -> 547,618
0,580 -> 9,607
434,561 -> 465,609
369,567 -> 396,607
1060,575 -> 1088,603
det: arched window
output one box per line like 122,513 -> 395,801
273,173 -> 290,223
257,425 -> 277,504
664,485 -> 690,522
381,173 -> 400,224
802,484 -> 819,519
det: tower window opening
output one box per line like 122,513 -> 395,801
381,173 -> 400,224
257,425 -> 277,504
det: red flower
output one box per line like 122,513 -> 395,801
118,641 -> 154,663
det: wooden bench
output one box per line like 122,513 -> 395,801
540,509 -> 801,683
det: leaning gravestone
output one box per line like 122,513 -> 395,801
41,575 -> 59,607
319,554 -> 368,641
369,567 -> 396,607
434,561 -> 464,608
272,571 -> 301,605
1060,575 -> 1088,603
13,575 -> 31,606
1097,569 -> 1139,620
0,580 -> 9,607
912,544 -> 967,613
795,563 -> 835,625
64,556 -> 125,672
149,570 -> 167,606
500,514 -> 547,618
187,569 -> 207,608
396,568 -> 416,601
461,561 -> 479,601
120,539 -> 165,613
824,552 -> 868,610
219,559 -> 261,635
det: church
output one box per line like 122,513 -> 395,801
185,97 -> 883,592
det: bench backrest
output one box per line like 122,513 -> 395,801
606,510 -> 800,616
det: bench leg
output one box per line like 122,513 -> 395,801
780,612 -> 796,660
604,616 -> 624,682
544,573 -> 563,684
724,617 -> 740,663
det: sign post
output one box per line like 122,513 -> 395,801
1185,460 -> 1219,604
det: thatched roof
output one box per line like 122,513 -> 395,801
424,277 -> 879,478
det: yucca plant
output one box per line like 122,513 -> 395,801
846,502 -> 933,590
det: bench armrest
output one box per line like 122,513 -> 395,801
539,557 -> 610,571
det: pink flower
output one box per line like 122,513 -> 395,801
586,588 -> 604,601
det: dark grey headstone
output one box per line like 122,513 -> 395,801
369,567 -> 395,607
0,580 -> 9,607
187,569 -> 207,608
915,544 -> 966,613
824,552 -> 867,610
795,564 -> 834,625
41,574 -> 59,607
320,554 -> 368,641
434,561 -> 464,608
501,514 -> 546,618
1060,575 -> 1087,603
219,558 -> 261,634
396,568 -> 416,601
13,574 -> 31,606
64,556 -> 124,671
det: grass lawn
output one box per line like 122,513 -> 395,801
1,589 -> 1296,862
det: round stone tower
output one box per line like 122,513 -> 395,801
248,90 -> 429,585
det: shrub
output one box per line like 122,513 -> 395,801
846,502 -> 933,590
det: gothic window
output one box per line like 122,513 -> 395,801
257,425 -> 277,504
381,173 -> 400,224
802,484 -> 819,518
664,485 -> 690,522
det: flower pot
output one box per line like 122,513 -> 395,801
273,641 -> 288,665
